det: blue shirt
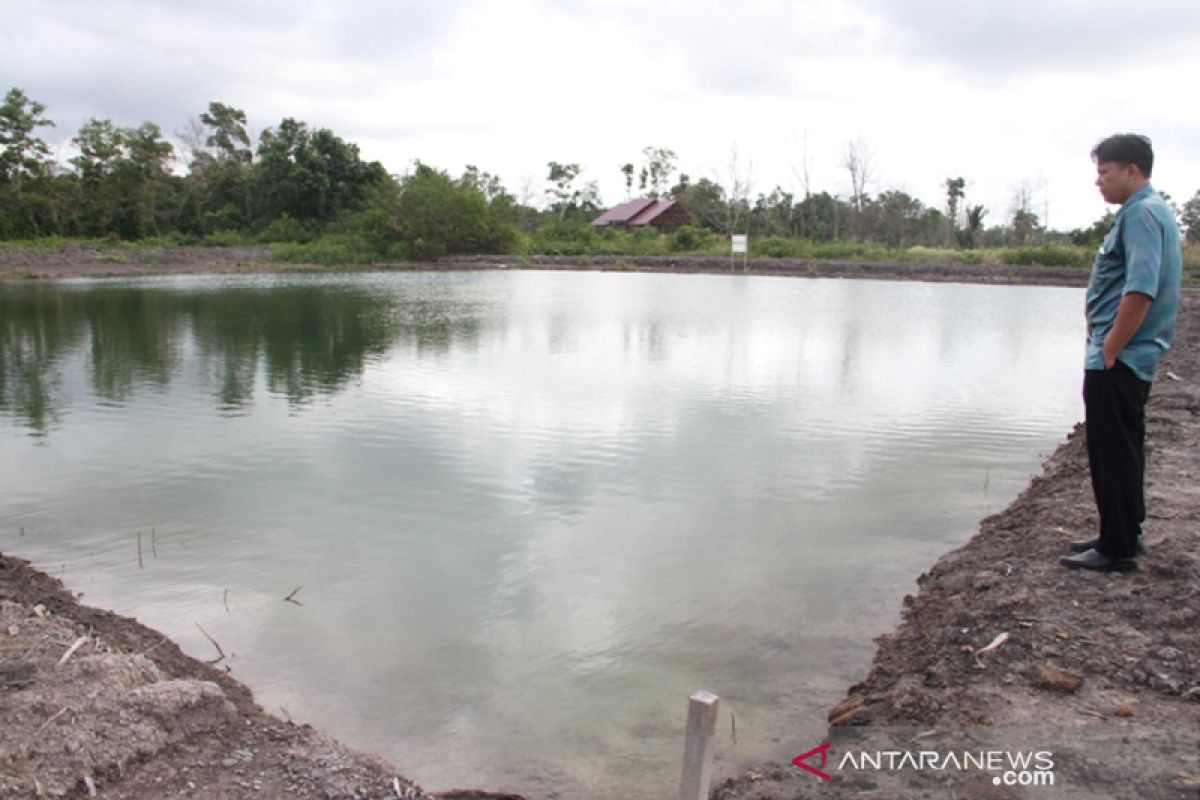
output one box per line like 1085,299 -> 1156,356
1084,184 -> 1183,381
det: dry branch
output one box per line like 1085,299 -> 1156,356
194,622 -> 226,664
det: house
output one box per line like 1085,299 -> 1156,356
591,198 -> 692,232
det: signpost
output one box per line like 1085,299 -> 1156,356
731,234 -> 748,271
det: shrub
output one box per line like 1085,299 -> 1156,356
1000,244 -> 1089,268
670,225 -> 714,253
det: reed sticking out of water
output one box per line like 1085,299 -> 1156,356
151,528 -> 158,559
137,532 -> 143,569
195,622 -> 226,665
223,589 -> 230,613
283,587 -> 303,606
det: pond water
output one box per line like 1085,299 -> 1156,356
0,270 -> 1084,798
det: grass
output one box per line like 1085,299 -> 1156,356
3,233 -> 1197,276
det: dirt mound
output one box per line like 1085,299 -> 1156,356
0,561 -> 510,799
1,601 -> 236,796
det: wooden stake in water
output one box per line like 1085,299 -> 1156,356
680,690 -> 719,800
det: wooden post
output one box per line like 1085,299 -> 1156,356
680,690 -> 719,800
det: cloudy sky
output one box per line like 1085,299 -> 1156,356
5,0 -> 1200,230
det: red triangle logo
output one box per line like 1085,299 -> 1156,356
792,741 -> 832,781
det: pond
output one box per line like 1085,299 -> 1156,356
0,270 -> 1084,798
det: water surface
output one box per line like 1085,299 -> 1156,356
0,270 -> 1084,798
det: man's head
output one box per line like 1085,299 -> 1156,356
1092,134 -> 1153,205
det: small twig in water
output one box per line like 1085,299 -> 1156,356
137,531 -> 144,569
151,528 -> 158,559
223,588 -> 230,613
195,622 -> 226,664
731,711 -> 737,745
284,587 -> 303,606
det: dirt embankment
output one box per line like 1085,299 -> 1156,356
0,555 -> 535,800
0,245 -> 1095,287
2,252 -> 1198,799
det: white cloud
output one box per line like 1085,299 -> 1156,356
3,0 -> 1199,229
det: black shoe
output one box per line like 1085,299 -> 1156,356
1068,536 -> 1145,554
1059,548 -> 1137,572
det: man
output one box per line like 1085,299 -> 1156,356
1060,134 -> 1183,572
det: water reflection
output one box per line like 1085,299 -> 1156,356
0,279 -> 494,429
0,271 -> 1086,800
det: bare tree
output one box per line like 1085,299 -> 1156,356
175,117 -> 209,169
788,128 -> 813,200
710,143 -> 755,235
842,136 -> 874,213
1009,179 -> 1043,245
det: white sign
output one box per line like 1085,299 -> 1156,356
731,234 -> 748,254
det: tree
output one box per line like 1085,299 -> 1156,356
0,87 -> 55,199
1179,190 -> 1200,243
200,102 -> 252,164
670,174 -> 726,233
868,190 -> 927,248
751,187 -> 796,238
620,162 -> 634,198
795,191 -> 847,242
945,177 -> 965,232
841,136 -> 874,240
1069,211 -> 1115,247
714,144 -> 754,235
959,204 -> 987,249
639,146 -> 677,198
252,118 -> 387,227
1008,181 -> 1041,245
842,136 -> 874,215
180,102 -> 255,233
544,161 -> 599,221
365,162 -> 516,259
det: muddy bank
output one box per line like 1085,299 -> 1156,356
0,245 -> 1095,287
0,554 -> 530,799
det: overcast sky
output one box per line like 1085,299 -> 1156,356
5,0 -> 1200,230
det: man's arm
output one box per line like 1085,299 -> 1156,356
1102,292 -> 1153,368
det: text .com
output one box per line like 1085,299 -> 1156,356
794,743 -> 1056,786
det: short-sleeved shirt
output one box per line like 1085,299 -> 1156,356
1085,183 -> 1183,381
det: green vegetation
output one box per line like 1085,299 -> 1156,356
3,86 -> 1200,271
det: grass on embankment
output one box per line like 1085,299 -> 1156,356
3,233 -> 1199,279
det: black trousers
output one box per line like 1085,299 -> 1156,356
1083,363 -> 1152,560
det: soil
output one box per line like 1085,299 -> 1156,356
2,248 -> 1198,799
0,247 -> 1098,287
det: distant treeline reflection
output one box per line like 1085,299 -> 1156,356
0,282 -> 482,433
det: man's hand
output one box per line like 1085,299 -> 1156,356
1103,292 -> 1153,368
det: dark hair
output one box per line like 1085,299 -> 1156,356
1091,134 -> 1154,178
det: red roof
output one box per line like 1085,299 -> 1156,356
591,198 -> 657,226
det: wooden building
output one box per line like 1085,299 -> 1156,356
591,198 -> 692,232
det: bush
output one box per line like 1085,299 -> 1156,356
201,229 -> 254,247
750,236 -> 805,258
271,233 -> 381,265
670,225 -> 714,253
258,214 -> 315,244
1000,244 -> 1089,268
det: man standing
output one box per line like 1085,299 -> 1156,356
1061,134 -> 1183,572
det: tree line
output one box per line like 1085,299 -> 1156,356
2,87 -> 1198,261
